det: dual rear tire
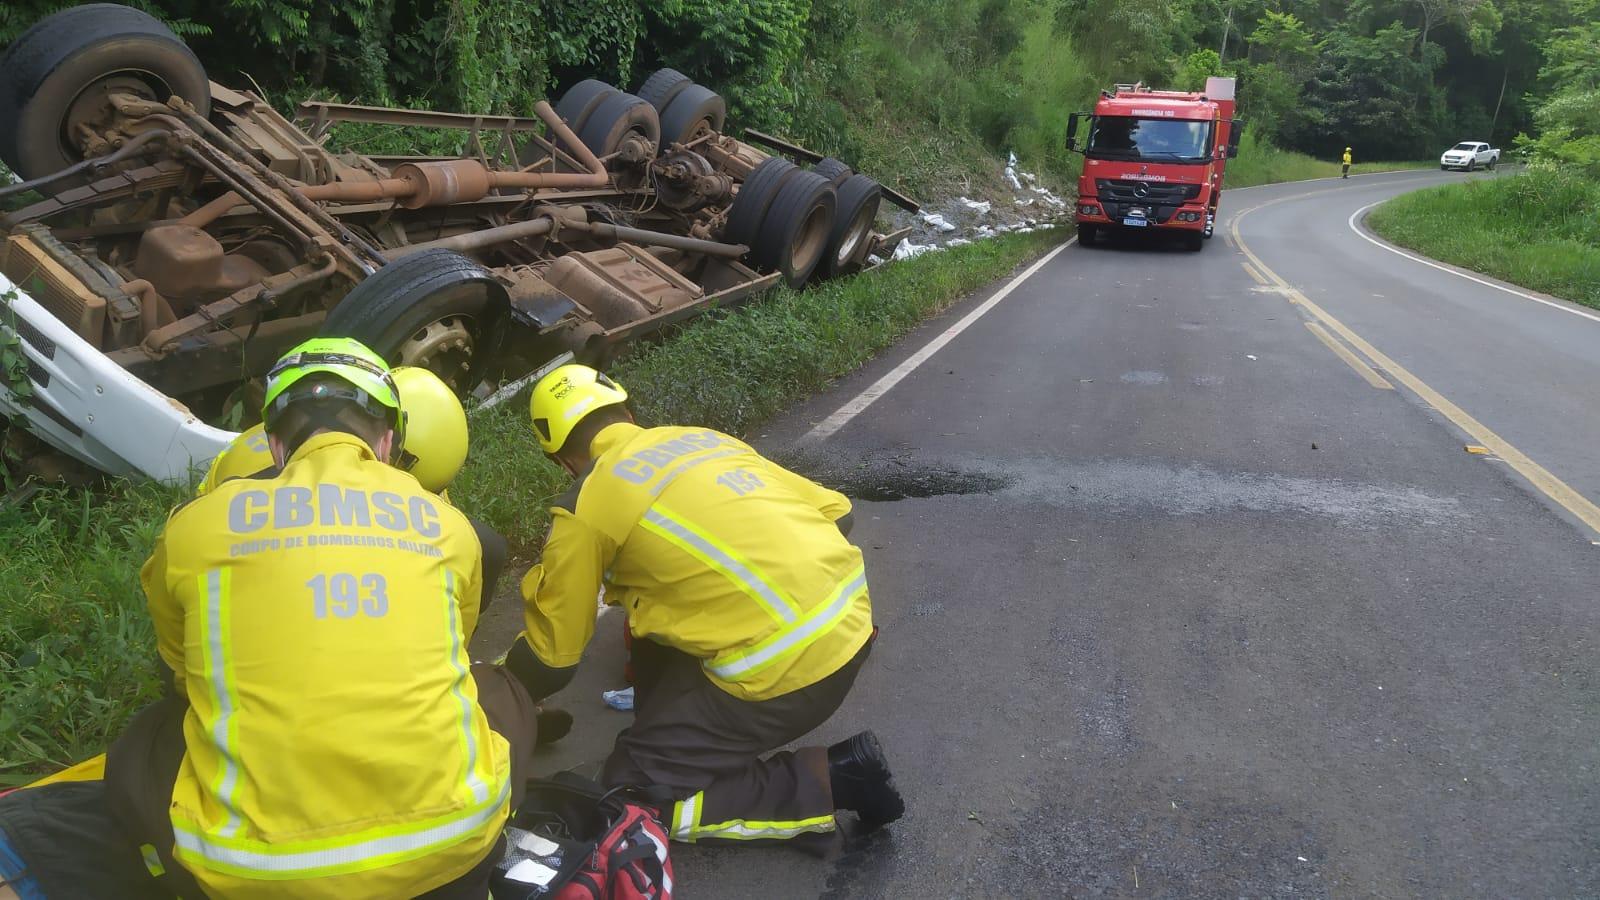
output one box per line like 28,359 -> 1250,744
633,69 -> 727,149
546,80 -> 660,183
806,158 -> 881,279
725,158 -> 835,288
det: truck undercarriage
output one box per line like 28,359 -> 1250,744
0,4 -> 914,482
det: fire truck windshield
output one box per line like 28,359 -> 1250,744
1087,117 -> 1213,163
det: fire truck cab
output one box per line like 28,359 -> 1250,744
1067,77 -> 1241,251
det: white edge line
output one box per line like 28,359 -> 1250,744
800,239 -> 1075,443
1347,201 -> 1600,325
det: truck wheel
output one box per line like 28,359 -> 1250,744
554,79 -> 618,135
754,169 -> 836,288
578,92 -> 659,158
657,84 -> 726,148
634,68 -> 693,113
321,248 -> 510,395
1077,223 -> 1097,246
1183,231 -> 1204,252
0,3 -> 211,180
812,157 -> 853,185
724,157 -> 794,249
1487,157 -> 1496,170
820,173 -> 881,279
1466,159 -> 1475,172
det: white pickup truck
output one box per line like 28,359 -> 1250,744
1440,141 -> 1499,171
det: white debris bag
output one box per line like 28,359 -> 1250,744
892,239 -> 936,260
919,212 -> 957,233
1003,151 -> 1023,191
958,196 -> 992,215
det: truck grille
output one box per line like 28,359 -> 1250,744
1092,179 -> 1202,224
1095,180 -> 1201,203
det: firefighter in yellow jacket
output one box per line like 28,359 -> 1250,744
104,338 -> 536,899
503,364 -> 904,844
196,365 -> 512,611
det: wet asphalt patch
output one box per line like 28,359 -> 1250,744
774,450 -> 1015,502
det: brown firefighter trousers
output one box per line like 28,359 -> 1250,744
601,636 -> 872,843
104,664 -> 537,899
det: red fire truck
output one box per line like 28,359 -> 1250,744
1067,77 -> 1242,251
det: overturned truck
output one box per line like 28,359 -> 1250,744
0,3 -> 914,483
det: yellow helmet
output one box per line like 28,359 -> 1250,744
392,366 -> 469,492
196,424 -> 273,495
529,363 -> 628,454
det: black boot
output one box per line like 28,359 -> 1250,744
827,731 -> 904,829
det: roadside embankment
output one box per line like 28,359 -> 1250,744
0,228 -> 1062,782
1365,166 -> 1600,310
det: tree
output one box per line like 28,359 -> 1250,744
1248,10 -> 1318,77
1409,0 -> 1485,59
1177,48 -> 1226,90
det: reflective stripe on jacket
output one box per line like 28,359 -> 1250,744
521,423 -> 872,701
142,432 -> 509,899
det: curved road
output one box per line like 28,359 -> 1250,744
480,169 -> 1600,898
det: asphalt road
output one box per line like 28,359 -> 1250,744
475,168 -> 1600,897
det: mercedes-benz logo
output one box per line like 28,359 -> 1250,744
1132,182 -> 1150,199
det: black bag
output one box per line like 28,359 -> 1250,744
491,772 -> 673,900
0,781 -> 167,899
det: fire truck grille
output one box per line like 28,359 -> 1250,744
1093,180 -> 1203,223
1095,180 -> 1201,203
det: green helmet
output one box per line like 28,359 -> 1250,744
261,337 -> 404,447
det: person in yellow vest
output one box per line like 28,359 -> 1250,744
103,338 -> 535,899
1342,146 -> 1353,178
196,365 -> 510,609
502,364 -> 904,845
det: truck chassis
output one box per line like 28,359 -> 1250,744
0,4 -> 914,483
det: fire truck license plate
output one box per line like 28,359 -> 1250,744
1122,215 -> 1148,227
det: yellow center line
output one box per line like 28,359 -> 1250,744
1304,322 -> 1394,390
1241,261 -> 1268,285
1229,196 -> 1600,538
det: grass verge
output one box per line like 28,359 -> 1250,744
1226,132 -> 1431,189
1366,166 -> 1600,310
0,228 -> 1062,782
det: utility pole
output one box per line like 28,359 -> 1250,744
1489,60 -> 1509,140
1218,0 -> 1237,64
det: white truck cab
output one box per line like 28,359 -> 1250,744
2,272 -> 235,484
1441,142 -> 1499,171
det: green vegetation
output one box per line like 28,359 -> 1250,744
13,0 -> 1586,197
1365,10 -> 1598,310
0,228 -> 1061,782
1367,168 -> 1600,310
0,480 -> 177,782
